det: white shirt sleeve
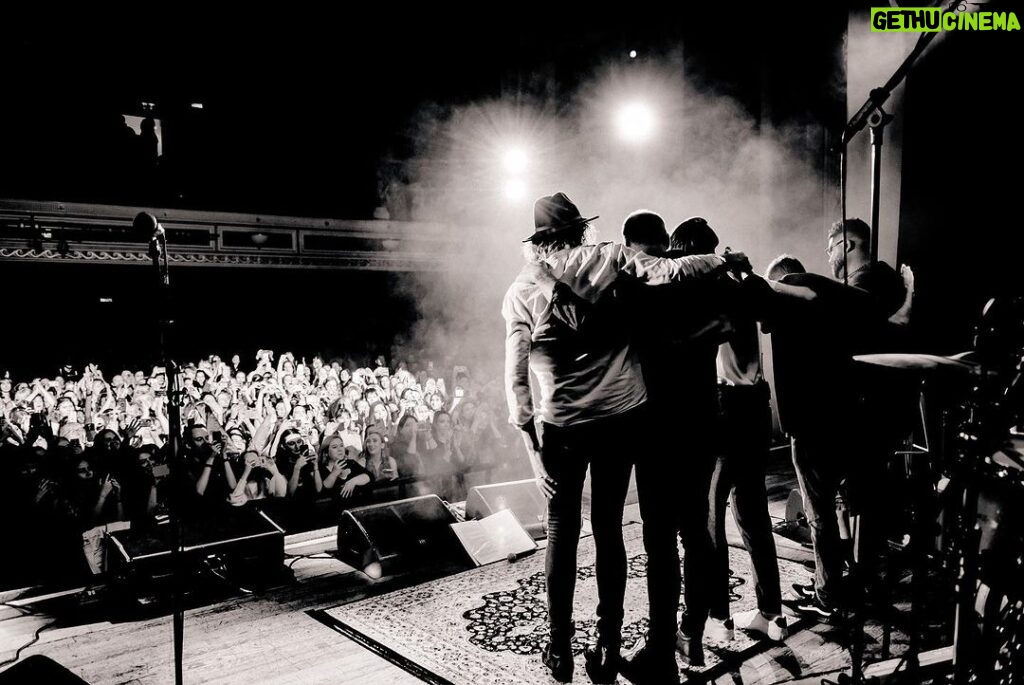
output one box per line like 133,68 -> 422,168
502,284 -> 534,428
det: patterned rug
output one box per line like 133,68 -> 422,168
314,524 -> 811,684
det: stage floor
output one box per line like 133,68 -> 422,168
1,448 -> 887,685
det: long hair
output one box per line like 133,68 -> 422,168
395,413 -> 418,443
521,224 -> 596,264
275,428 -> 302,460
317,434 -> 346,471
360,428 -> 391,476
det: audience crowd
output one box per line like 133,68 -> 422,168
0,350 -> 525,586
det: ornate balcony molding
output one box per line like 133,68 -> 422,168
0,199 -> 455,270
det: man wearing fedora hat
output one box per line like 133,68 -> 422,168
503,192 -> 749,683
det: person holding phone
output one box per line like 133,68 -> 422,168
275,428 -> 323,498
319,436 -> 372,498
389,414 -> 423,477
186,425 -> 233,501
226,450 -> 287,505
64,456 -> 123,529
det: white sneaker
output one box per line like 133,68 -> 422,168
705,616 -> 734,642
733,609 -> 789,642
767,615 -> 789,642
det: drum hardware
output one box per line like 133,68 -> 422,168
831,297 -> 1024,684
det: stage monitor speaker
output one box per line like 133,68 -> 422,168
335,494 -> 472,577
465,479 -> 547,539
0,655 -> 90,684
106,506 -> 286,598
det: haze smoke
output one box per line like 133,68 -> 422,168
387,51 -> 845,376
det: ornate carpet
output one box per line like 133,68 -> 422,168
312,524 -> 812,684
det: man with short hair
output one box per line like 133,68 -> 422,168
824,218 -> 914,605
617,213 -> 728,673
503,193 -> 746,683
621,209 -> 670,255
766,221 -> 912,619
826,218 -> 905,314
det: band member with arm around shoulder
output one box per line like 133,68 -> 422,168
502,193 -> 747,684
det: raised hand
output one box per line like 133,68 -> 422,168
123,418 -> 142,441
900,264 -> 915,293
721,250 -> 751,274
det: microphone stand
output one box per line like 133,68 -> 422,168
149,230 -> 185,685
838,2 -> 948,277
830,5 -> 952,682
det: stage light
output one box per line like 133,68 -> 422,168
629,50 -> 637,59
363,561 -> 383,579
191,102 -> 204,109
503,178 -> 527,202
502,147 -> 528,174
615,101 -> 656,144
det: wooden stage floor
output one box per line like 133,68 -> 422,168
1,449 -> 904,684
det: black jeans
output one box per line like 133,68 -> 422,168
708,382 -> 782,617
634,420 -> 681,651
790,432 -> 847,607
677,449 -> 716,638
540,406 -> 640,648
649,397 -> 716,639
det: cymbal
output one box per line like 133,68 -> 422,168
852,353 -> 981,373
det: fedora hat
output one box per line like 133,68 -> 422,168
523,192 -> 598,243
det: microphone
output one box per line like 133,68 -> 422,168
133,211 -> 165,241
507,548 -> 538,563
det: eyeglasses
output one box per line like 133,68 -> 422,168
284,439 -> 304,449
825,238 -> 846,256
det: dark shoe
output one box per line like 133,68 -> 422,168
543,643 -> 574,683
787,594 -> 836,620
674,630 -> 704,668
791,582 -> 816,600
619,642 -> 679,684
583,641 -> 620,684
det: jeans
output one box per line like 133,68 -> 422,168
790,432 -> 847,607
540,406 -> 640,647
650,397 -> 717,639
634,422 -> 681,651
708,383 -> 782,617
677,448 -> 716,637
